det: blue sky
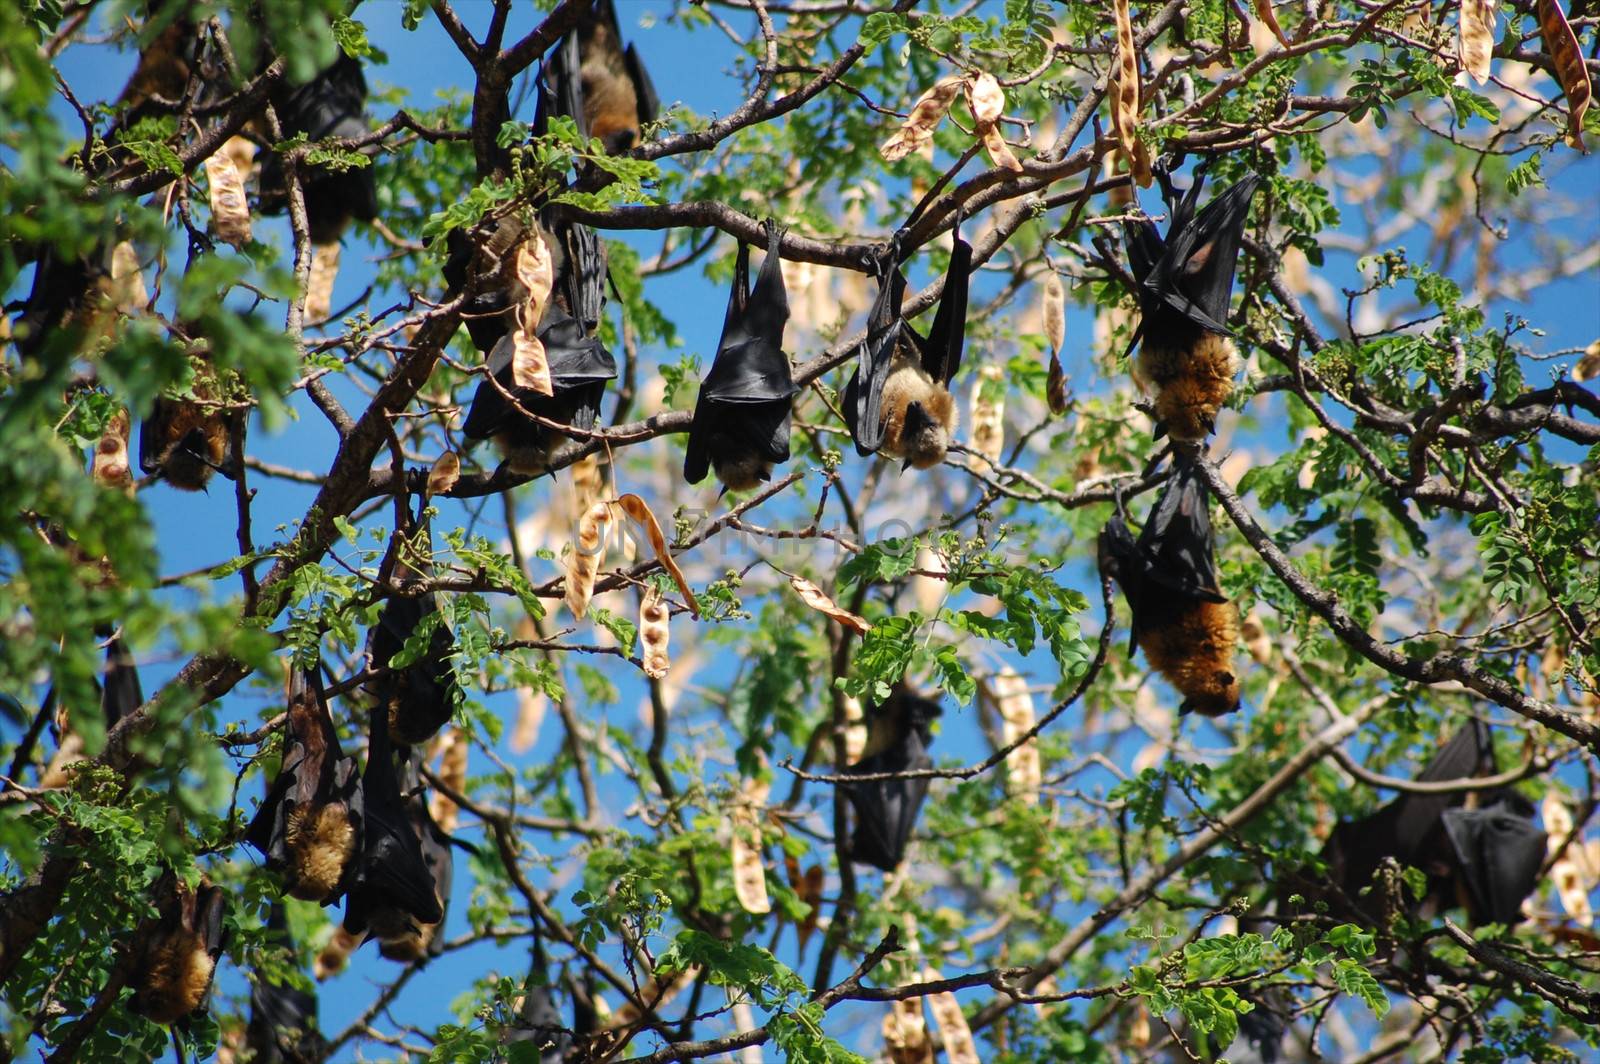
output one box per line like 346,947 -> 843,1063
21,0 -> 1600,1057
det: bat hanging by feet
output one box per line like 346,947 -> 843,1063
1099,453 -> 1241,717
548,0 -> 659,154
129,875 -> 227,1026
246,665 -> 361,906
139,336 -> 237,492
842,687 -> 943,871
247,903 -> 328,1064
256,53 -> 379,244
844,221 -> 971,471
683,219 -> 797,493
1122,167 -> 1260,441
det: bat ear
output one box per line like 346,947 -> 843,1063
1150,420 -> 1168,440
1177,698 -> 1195,716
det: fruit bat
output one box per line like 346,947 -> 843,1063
246,665 -> 361,905
40,633 -> 144,788
1318,720 -> 1546,925
257,53 -> 379,243
139,344 -> 236,492
366,499 -> 462,746
460,221 -> 616,476
1098,454 -> 1241,716
549,0 -> 660,154
1235,987 -> 1291,1064
1123,169 -> 1260,441
129,875 -> 227,1026
341,703 -> 443,951
844,223 -> 971,470
369,746 -> 453,963
683,220 -> 796,492
841,688 -> 943,871
247,904 -> 327,1064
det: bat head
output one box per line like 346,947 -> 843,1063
712,450 -> 773,494
1177,668 -> 1240,717
898,399 -> 952,470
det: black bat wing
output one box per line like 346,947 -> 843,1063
1098,514 -> 1150,655
542,309 -> 618,391
1389,719 -> 1495,858
370,589 -> 459,746
540,29 -> 586,136
1123,216 -> 1165,288
1441,796 -> 1546,926
461,334 -> 519,441
846,266 -> 908,456
101,635 -> 144,727
414,802 -> 454,959
625,43 -> 659,129
922,225 -> 972,385
345,711 -> 443,932
843,729 -> 933,871
1141,174 -> 1260,335
1137,457 -> 1225,602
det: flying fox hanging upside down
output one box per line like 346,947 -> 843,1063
842,687 -> 943,871
246,665 -> 361,905
247,903 -> 328,1064
139,337 -> 237,492
129,875 -> 228,1026
549,0 -> 660,154
1315,720 -> 1547,926
845,221 -> 972,471
1123,168 -> 1260,441
256,53 -> 379,243
683,219 -> 797,492
1099,455 -> 1241,716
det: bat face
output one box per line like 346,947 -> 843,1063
1101,457 -> 1240,716
257,54 -> 378,243
1123,173 -> 1259,441
246,666 -> 361,905
342,707 -> 443,947
570,0 -> 657,153
130,878 -> 227,1026
846,226 -> 970,468
684,220 -> 797,490
248,905 -> 327,1064
844,688 -> 943,871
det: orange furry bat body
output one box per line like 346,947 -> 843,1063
140,344 -> 234,492
556,0 -> 659,154
1100,456 -> 1241,716
1123,170 -> 1259,441
130,877 -> 227,1025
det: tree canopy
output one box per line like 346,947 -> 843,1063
2,1 -> 1598,1061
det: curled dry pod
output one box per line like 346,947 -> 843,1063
1256,0 -> 1291,47
923,968 -> 981,1064
640,583 -> 671,680
1538,0 -> 1591,151
884,997 -> 935,1064
93,409 -> 134,493
1110,0 -> 1152,187
510,231 -> 556,393
1459,0 -> 1495,85
1042,269 -> 1068,414
993,667 -> 1041,806
305,241 -> 340,323
203,151 -> 252,249
965,71 -> 1023,171
565,501 -> 613,619
881,76 -> 965,162
1240,611 -> 1273,665
571,452 -> 605,513
729,775 -> 771,915
616,494 -> 699,617
966,364 -> 1006,471
428,726 -> 468,832
427,451 -> 461,497
221,134 -> 257,182
788,574 -> 870,634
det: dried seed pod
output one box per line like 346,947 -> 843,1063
428,727 -> 468,833
1543,794 -> 1575,855
314,926 -> 363,981
1240,611 -> 1273,665
1459,0 -> 1495,84
204,151 -> 252,248
565,501 -> 612,619
1552,858 -> 1594,926
616,494 -> 700,617
1041,271 -> 1065,354
881,76 -> 965,162
923,968 -> 981,1064
427,451 -> 461,497
92,409 -> 134,493
843,694 -> 868,764
1574,340 -> 1600,382
106,240 -> 148,315
1110,0 -> 1153,186
992,668 -> 1041,805
965,72 -> 1023,171
1256,0 -> 1291,47
640,583 -> 671,680
511,688 -> 547,754
911,546 -> 948,617
789,574 -> 870,633
729,776 -> 771,914
514,228 -> 555,334
884,997 -> 935,1064
305,241 -> 340,323
1538,0 -> 1591,151
967,364 -> 1006,471
221,134 -> 256,181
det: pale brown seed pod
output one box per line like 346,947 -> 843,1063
428,727 -> 468,833
729,776 -> 771,914
923,967 -> 981,1064
883,998 -> 935,1064
881,76 -> 965,162
305,241 -> 340,324
1459,0 -> 1495,84
992,668 -> 1041,805
565,502 -> 612,619
427,452 -> 461,497
640,584 -> 671,680
92,409 -> 134,494
966,364 -> 1006,471
204,151 -> 252,248
789,574 -> 870,633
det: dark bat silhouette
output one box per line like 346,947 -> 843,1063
842,688 -> 943,871
341,704 -> 443,950
40,632 -> 145,788
367,499 -> 462,746
139,344 -> 236,492
245,665 -> 361,905
1123,169 -> 1259,441
844,223 -> 971,470
369,747 -> 453,963
129,875 -> 227,1026
548,0 -> 659,154
1319,720 -> 1546,925
257,53 -> 378,244
1099,454 -> 1241,716
1235,986 -> 1291,1064
683,220 -> 796,492
247,903 -> 327,1064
